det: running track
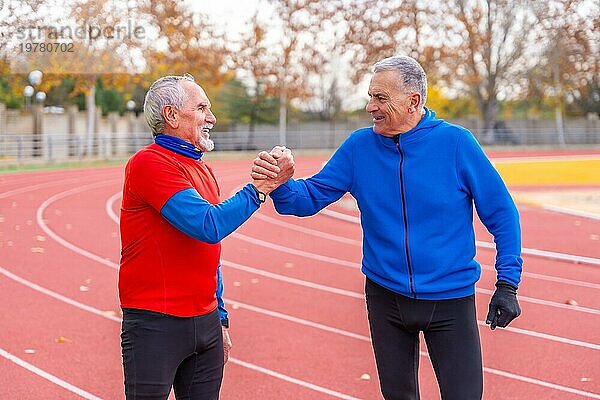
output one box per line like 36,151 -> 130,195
0,152 -> 599,399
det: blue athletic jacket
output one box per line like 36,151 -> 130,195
270,108 -> 523,299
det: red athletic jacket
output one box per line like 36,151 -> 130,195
119,144 -> 221,317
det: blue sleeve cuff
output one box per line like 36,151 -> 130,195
216,263 -> 229,327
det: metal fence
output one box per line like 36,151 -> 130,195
475,127 -> 600,146
0,133 -> 153,164
0,129 -> 352,165
1,127 -> 599,166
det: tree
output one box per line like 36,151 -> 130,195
268,0 -> 331,145
0,0 -> 57,109
138,0 -> 230,95
533,0 -> 599,118
234,13 -> 278,135
342,0 -> 445,85
437,0 -> 541,136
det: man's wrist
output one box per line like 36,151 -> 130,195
250,183 -> 266,203
220,317 -> 229,328
495,280 -> 517,292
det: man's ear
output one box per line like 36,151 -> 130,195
162,105 -> 179,129
408,93 -> 421,114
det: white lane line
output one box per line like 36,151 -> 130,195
484,366 -> 600,399
475,240 -> 600,266
0,267 -> 362,400
0,266 -> 121,322
490,154 -> 600,163
222,260 -> 364,299
105,192 -> 121,224
540,204 -> 600,221
0,179 -> 81,199
231,232 -> 359,268
228,358 -> 362,400
483,266 -> 600,291
476,288 -> 600,316
3,263 -> 598,400
254,211 -> 600,290
225,299 -> 370,341
36,180 -> 122,270
254,213 -> 362,246
0,347 -> 103,400
320,208 -> 600,266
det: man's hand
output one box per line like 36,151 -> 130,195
222,327 -> 232,364
251,146 -> 290,180
486,281 -> 521,330
251,150 -> 280,180
251,146 -> 295,195
274,147 -> 294,182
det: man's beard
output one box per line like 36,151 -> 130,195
197,125 -> 215,152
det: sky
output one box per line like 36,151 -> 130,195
188,0 -> 271,39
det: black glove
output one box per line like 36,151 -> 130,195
486,281 -> 521,330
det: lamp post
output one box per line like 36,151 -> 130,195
23,85 -> 34,112
24,70 -> 45,112
126,100 -> 136,148
28,70 -> 42,86
27,70 -> 45,157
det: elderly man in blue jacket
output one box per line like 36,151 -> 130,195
253,55 -> 522,400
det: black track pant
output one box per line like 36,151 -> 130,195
365,278 -> 483,400
121,308 -> 223,400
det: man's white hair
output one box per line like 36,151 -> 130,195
143,73 -> 195,137
373,56 -> 428,108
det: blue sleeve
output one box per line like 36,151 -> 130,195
216,263 -> 228,326
270,138 -> 354,216
457,132 -> 523,287
160,184 -> 261,244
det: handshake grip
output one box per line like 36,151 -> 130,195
251,146 -> 295,195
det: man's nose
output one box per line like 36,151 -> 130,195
206,109 -> 217,125
366,99 -> 378,113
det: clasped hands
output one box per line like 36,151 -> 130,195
251,146 -> 295,195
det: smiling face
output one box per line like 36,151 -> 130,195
366,70 -> 421,137
168,80 -> 217,152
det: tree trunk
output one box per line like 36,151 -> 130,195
552,62 -> 566,146
86,85 -> 96,156
480,97 -> 498,144
247,100 -> 258,150
278,85 -> 287,147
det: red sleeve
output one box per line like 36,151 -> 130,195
128,149 -> 193,211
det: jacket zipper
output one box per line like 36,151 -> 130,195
394,134 -> 416,298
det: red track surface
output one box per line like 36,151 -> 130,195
1,152 -> 599,399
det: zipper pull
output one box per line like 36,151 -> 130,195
393,134 -> 400,144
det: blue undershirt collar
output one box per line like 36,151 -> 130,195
154,134 -> 203,160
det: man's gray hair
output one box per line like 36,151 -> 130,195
373,56 -> 427,108
144,73 -> 195,136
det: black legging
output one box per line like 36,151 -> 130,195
365,278 -> 483,400
121,308 -> 223,400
